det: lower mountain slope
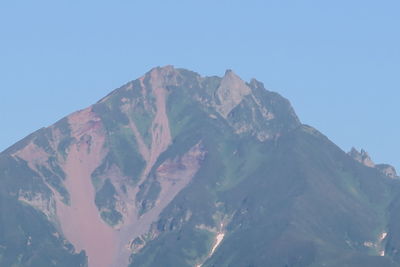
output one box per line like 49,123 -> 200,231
129,125 -> 400,267
0,153 -> 86,266
0,66 -> 399,267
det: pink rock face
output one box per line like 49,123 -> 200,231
113,142 -> 206,267
57,69 -> 181,267
13,67 -> 206,267
156,142 -> 206,209
12,142 -> 49,169
55,109 -> 118,267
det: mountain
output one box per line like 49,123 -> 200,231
0,66 -> 399,267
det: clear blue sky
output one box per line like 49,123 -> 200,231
1,1 -> 399,170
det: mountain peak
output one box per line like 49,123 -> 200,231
145,65 -> 180,85
216,69 -> 251,118
149,64 -> 176,73
222,68 -> 242,82
223,68 -> 236,76
3,66 -> 400,267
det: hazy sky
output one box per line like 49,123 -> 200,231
1,1 -> 399,170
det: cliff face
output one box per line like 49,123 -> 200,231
348,147 -> 398,179
376,164 -> 398,179
1,66 -> 400,267
348,148 -> 376,168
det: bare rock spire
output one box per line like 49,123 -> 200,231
215,69 -> 251,118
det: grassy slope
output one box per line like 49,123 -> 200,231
1,69 -> 400,267
0,154 -> 86,267
129,74 -> 400,267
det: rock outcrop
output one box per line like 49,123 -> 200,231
215,70 -> 251,118
1,66 -> 399,267
348,147 -> 398,178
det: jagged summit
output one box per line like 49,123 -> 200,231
98,66 -> 300,142
348,147 -> 398,178
215,69 -> 252,118
1,66 -> 400,267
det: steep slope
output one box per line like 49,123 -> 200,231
0,66 -> 399,267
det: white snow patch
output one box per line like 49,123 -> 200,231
211,233 -> 225,255
379,232 -> 387,242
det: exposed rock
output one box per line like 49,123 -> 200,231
114,142 -> 206,267
7,66 -> 399,267
348,147 -> 398,178
55,108 -> 117,267
218,75 -> 300,142
348,147 -> 375,167
215,70 -> 251,118
18,191 -> 56,221
376,164 -> 398,179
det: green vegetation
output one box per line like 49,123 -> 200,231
92,101 -> 145,182
36,165 -> 69,204
54,117 -> 74,158
130,72 -> 400,267
131,106 -> 153,147
107,129 -> 145,182
131,227 -> 213,267
2,69 -> 400,267
136,178 -> 161,216
95,179 -> 122,226
33,128 -> 54,154
0,154 -> 86,266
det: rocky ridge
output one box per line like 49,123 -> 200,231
1,66 -> 400,267
348,147 -> 398,178
4,66 -> 299,267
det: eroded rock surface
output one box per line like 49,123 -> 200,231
4,66 -> 309,267
376,164 -> 398,178
216,70 -> 251,118
349,147 -> 375,167
349,147 -> 398,178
